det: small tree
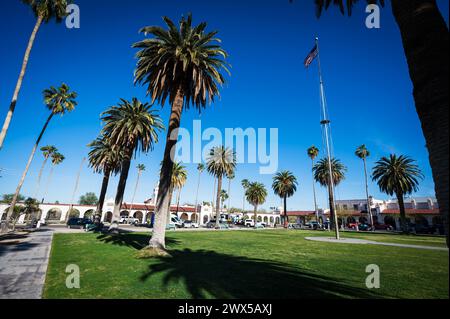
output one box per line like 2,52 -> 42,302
79,192 -> 99,206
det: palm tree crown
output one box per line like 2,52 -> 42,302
51,152 -> 65,165
372,154 -> 423,196
23,0 -> 71,22
313,158 -> 347,187
206,146 -> 236,179
43,83 -> 77,115
313,0 -> 385,17
197,163 -> 205,172
137,164 -> 146,172
272,171 -> 298,199
133,14 -> 230,109
246,182 -> 268,208
87,136 -> 121,175
41,145 -> 57,159
307,146 -> 319,161
101,98 -> 164,158
241,179 -> 250,190
171,162 -> 188,189
355,144 -> 370,159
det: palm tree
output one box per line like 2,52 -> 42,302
0,0 -> 71,149
220,190 -> 229,212
307,146 -> 319,221
226,172 -> 235,213
355,145 -> 373,228
194,163 -> 205,222
372,154 -> 423,233
272,171 -> 298,228
42,151 -> 65,203
206,146 -> 236,228
101,98 -> 163,224
133,14 -> 229,249
87,135 -> 121,222
35,145 -> 57,197
130,164 -> 146,212
313,157 -> 347,239
245,182 -> 268,227
311,0 -> 449,245
241,179 -> 250,213
4,83 -> 76,228
171,162 -> 188,217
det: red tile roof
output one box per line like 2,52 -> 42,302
381,209 -> 440,215
286,211 -> 316,216
120,203 -> 197,213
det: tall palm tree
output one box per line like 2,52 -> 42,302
245,182 -> 268,227
194,163 -> 205,221
0,0 -> 71,149
101,98 -> 163,224
220,189 -> 229,212
4,83 -> 76,228
313,157 -> 347,239
42,151 -> 65,203
226,172 -> 235,213
272,171 -> 298,228
35,145 -> 57,197
310,0 -> 449,245
130,164 -> 146,212
241,179 -> 250,213
206,146 -> 236,228
87,135 -> 121,222
133,14 -> 229,249
307,146 -> 319,221
171,162 -> 188,217
372,154 -> 423,233
355,144 -> 373,227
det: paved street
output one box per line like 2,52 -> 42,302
0,230 -> 53,299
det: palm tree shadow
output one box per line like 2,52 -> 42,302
96,232 -> 180,250
140,249 -> 383,299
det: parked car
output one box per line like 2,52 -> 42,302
166,223 -> 176,230
288,223 -> 301,229
119,216 -> 139,224
184,220 -> 199,228
170,214 -> 184,228
67,217 -> 93,229
244,219 -> 255,227
85,222 -> 104,232
206,220 -> 217,228
255,222 -> 266,229
357,223 -> 372,231
373,223 -> 394,231
411,223 -> 435,234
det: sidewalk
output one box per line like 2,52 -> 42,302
0,229 -> 53,299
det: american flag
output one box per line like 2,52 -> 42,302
304,45 -> 318,68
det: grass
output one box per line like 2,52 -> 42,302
43,229 -> 448,299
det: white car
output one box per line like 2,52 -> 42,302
244,219 -> 255,227
183,220 -> 199,228
119,216 -> 139,224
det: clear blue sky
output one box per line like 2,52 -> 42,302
0,0 -> 448,210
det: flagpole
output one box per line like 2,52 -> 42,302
315,37 -> 340,240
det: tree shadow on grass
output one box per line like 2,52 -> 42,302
140,248 -> 383,299
96,232 -> 180,250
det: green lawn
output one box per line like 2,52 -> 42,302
43,230 -> 449,299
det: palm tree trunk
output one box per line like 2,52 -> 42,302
227,178 -> 231,212
215,175 -> 222,228
4,112 -> 53,229
253,205 -> 258,228
34,156 -> 48,198
328,183 -> 340,239
284,195 -> 288,228
194,171 -> 201,217
176,188 -> 181,215
166,185 -> 174,225
0,15 -> 43,149
67,157 -> 85,222
112,155 -> 132,223
96,169 -> 110,220
363,158 -> 374,229
396,192 -> 408,233
130,170 -> 142,211
392,0 -> 449,245
311,159 -> 318,222
149,88 -> 184,250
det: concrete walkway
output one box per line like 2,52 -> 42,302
305,236 -> 449,251
0,230 -> 53,299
